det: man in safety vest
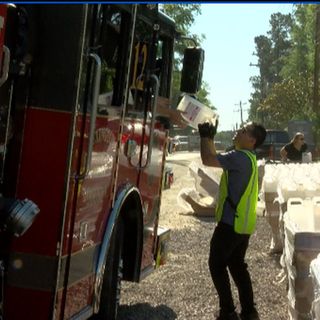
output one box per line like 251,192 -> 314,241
198,121 -> 266,320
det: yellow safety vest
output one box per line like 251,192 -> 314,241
215,150 -> 258,235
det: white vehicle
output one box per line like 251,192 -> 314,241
173,135 -> 189,151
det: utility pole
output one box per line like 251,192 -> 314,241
234,101 -> 247,126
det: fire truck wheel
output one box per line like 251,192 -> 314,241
96,216 -> 124,320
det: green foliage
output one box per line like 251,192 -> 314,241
197,81 -> 214,109
259,77 -> 313,128
249,12 -> 292,113
248,75 -> 264,123
281,5 -> 315,79
267,13 -> 293,83
161,4 -> 201,34
161,4 -> 214,110
254,35 -> 273,87
161,4 -> 202,63
248,4 -> 320,141
161,4 -> 203,69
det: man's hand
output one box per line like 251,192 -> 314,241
198,119 -> 219,139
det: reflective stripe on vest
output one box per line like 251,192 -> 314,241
215,150 -> 258,235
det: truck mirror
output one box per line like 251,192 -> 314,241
180,47 -> 204,94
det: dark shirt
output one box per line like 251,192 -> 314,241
284,142 -> 308,161
216,150 -> 253,226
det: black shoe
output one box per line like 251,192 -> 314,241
216,311 -> 240,320
240,308 -> 260,320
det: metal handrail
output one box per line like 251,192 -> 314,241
77,53 -> 101,179
140,74 -> 159,168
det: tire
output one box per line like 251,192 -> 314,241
95,216 -> 124,320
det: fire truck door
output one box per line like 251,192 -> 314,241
0,4 -> 9,184
125,5 -> 169,272
59,5 -> 135,318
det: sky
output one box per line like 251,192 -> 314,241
189,3 -> 294,131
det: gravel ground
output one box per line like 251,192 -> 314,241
118,152 -> 288,320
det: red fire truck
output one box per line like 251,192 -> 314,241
0,4 -> 203,319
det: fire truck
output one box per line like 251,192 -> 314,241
0,4 -> 204,319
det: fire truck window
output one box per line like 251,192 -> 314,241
155,40 -> 165,93
97,7 -> 130,115
28,6 -> 85,111
128,18 -> 155,113
157,37 -> 173,98
127,19 -> 173,113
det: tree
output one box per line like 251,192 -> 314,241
279,4 -> 315,111
248,75 -> 263,123
249,13 -> 293,125
259,77 -> 313,128
161,4 -> 202,66
196,81 -> 214,108
253,6 -> 318,124
281,5 -> 315,80
267,13 -> 293,83
249,4 -> 320,145
249,35 -> 273,123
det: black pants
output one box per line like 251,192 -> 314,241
208,222 -> 254,314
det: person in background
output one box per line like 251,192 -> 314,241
198,120 -> 266,320
280,132 -> 308,162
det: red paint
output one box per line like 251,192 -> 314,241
14,108 -> 72,255
4,108 -> 72,319
5,286 -> 54,319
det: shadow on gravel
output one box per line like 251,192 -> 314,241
179,212 -> 215,224
117,303 -> 177,320
195,216 -> 215,223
